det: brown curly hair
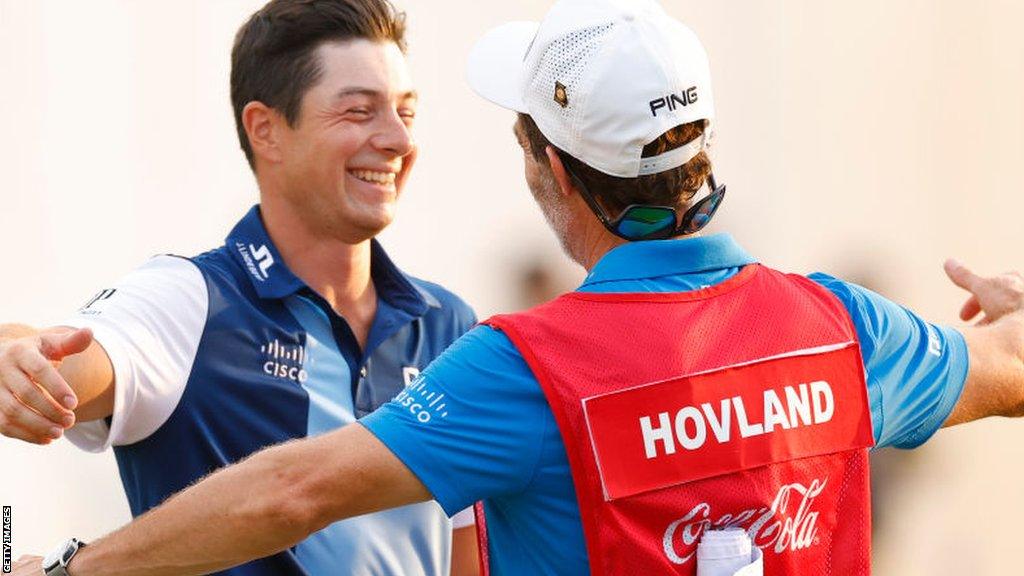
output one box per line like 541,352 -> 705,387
517,113 -> 712,214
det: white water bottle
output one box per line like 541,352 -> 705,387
696,528 -> 764,576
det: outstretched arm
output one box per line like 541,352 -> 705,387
14,422 -> 430,576
0,325 -> 111,443
941,260 -> 1024,426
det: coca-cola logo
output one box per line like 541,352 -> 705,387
662,478 -> 827,564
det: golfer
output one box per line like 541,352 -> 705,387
0,1 -> 478,574
13,1 -> 1024,575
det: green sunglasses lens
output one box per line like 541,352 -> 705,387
616,206 -> 676,240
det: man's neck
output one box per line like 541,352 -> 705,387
574,220 -> 628,272
259,196 -> 378,350
571,204 -> 702,272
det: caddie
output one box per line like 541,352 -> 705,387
0,1 -> 479,574
12,1 -> 1024,575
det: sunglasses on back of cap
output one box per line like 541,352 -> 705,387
557,151 -> 727,241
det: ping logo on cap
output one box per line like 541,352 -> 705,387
554,81 -> 569,108
650,86 -> 698,117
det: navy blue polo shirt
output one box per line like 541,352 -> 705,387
67,206 -> 476,575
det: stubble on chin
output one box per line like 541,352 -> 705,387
324,208 -> 393,243
288,180 -> 397,242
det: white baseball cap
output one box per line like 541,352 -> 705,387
466,0 -> 715,178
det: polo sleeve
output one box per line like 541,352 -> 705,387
61,256 -> 208,452
808,273 -> 969,449
360,325 -> 550,516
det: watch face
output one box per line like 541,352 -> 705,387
62,541 -> 78,564
43,539 -> 79,571
42,546 -> 62,570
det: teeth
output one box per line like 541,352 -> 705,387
351,170 -> 397,185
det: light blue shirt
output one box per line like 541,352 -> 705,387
361,234 -> 968,575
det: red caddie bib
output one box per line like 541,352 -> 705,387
477,264 -> 875,575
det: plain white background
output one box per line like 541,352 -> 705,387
1,1 -> 1023,573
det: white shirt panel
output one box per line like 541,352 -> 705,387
451,506 -> 476,529
63,255 -> 207,452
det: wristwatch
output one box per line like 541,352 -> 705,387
42,538 -> 87,576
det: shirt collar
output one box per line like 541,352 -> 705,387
370,240 -> 439,314
225,205 -> 436,314
581,233 -> 757,288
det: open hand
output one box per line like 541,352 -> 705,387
944,259 -> 1024,325
0,327 -> 92,444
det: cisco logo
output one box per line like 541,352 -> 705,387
262,339 -> 308,383
394,374 -> 448,423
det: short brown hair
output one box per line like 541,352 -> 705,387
231,0 -> 408,168
518,114 -> 712,214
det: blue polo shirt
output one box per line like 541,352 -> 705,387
361,233 -> 969,575
71,206 -> 476,575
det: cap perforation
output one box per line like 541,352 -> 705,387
527,23 -> 616,155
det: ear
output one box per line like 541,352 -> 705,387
544,145 -> 577,199
242,101 -> 284,166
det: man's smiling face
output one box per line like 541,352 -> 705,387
277,39 -> 418,241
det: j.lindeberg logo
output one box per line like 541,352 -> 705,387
236,242 -> 275,281
262,339 -> 308,383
